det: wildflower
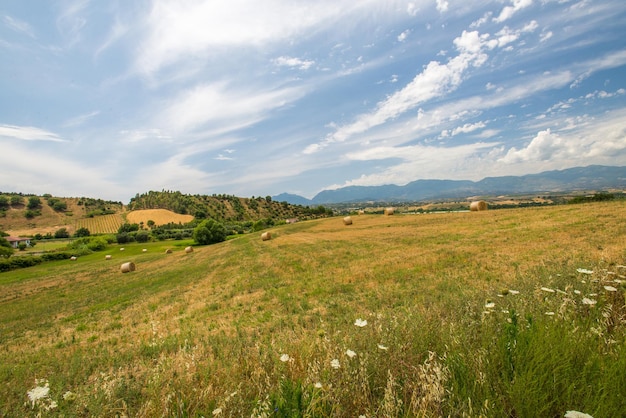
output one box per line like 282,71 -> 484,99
63,391 -> 76,402
377,344 -> 388,350
485,302 -> 495,309
330,359 -> 340,369
509,290 -> 520,295
346,349 -> 356,358
354,318 -> 368,327
27,381 -> 50,407
582,298 -> 597,306
541,287 -> 555,293
577,268 -> 594,275
565,411 -> 594,418
604,285 -> 618,292
314,382 -> 323,389
279,354 -> 291,362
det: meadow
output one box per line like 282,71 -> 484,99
1,202 -> 625,417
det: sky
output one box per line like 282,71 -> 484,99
1,0 -> 625,202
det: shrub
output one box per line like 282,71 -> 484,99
54,228 -> 70,239
193,219 -> 227,245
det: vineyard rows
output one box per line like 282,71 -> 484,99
75,214 -> 124,234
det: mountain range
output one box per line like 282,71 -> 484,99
274,165 -> 626,205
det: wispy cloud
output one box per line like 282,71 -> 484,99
2,15 -> 36,38
158,82 -> 306,134
63,111 -> 100,128
493,0 -> 533,23
273,56 -> 315,70
0,125 -> 67,142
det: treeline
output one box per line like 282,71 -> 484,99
128,190 -> 332,222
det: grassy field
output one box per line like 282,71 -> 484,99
1,202 -> 625,417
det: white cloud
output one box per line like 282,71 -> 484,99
407,2 -> 419,16
540,31 -> 553,42
447,121 -> 487,137
0,125 -> 67,142
159,82 -> 305,134
306,29 -> 491,154
436,0 -> 449,13
397,29 -> 410,42
273,56 -> 315,70
494,0 -> 533,23
470,12 -> 492,29
500,129 -> 570,162
134,0 -> 380,76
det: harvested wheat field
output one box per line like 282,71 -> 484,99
1,202 -> 625,416
125,209 -> 194,226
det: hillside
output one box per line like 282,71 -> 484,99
0,195 -> 124,236
1,202 -> 625,415
0,191 -> 328,237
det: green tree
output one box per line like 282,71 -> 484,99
27,196 -> 41,209
10,195 -> 23,206
135,230 -> 150,243
54,228 -> 70,239
0,196 -> 8,210
193,219 -> 227,245
74,227 -> 90,237
52,200 -> 67,211
0,235 -> 14,258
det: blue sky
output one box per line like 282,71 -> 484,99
1,0 -> 625,202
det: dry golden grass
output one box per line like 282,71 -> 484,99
126,209 -> 194,226
1,202 -> 625,416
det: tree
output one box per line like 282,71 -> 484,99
52,200 -> 67,212
0,235 -> 14,258
193,219 -> 227,245
74,227 -> 90,237
0,196 -> 8,210
118,223 -> 140,233
54,228 -> 70,239
135,230 -> 150,243
10,195 -> 23,206
27,196 -> 41,209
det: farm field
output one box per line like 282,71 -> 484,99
74,213 -> 124,235
125,209 -> 195,226
1,202 -> 625,416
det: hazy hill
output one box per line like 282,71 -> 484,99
275,165 -> 626,204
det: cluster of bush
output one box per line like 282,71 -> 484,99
0,252 -> 74,272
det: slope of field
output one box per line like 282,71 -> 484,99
74,213 -> 124,234
1,202 -> 625,416
125,208 -> 195,226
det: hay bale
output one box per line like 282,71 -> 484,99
261,232 -> 272,241
384,207 -> 395,216
105,255 -> 112,260
120,247 -> 125,251
70,256 -> 77,261
165,249 -> 173,254
357,210 -> 365,215
120,262 -> 135,273
142,248 -> 147,252
185,246 -> 194,253
343,216 -> 353,225
470,200 -> 488,211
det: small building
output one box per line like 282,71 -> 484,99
6,236 -> 32,249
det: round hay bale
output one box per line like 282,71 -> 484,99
261,232 -> 272,241
165,248 -> 173,254
185,246 -> 194,253
357,210 -> 365,215
470,200 -> 488,211
70,256 -> 77,261
142,248 -> 147,252
384,207 -> 395,216
105,255 -> 112,260
120,247 -> 125,251
343,216 -> 353,225
120,262 -> 135,273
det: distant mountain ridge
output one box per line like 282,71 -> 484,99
274,165 -> 626,205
